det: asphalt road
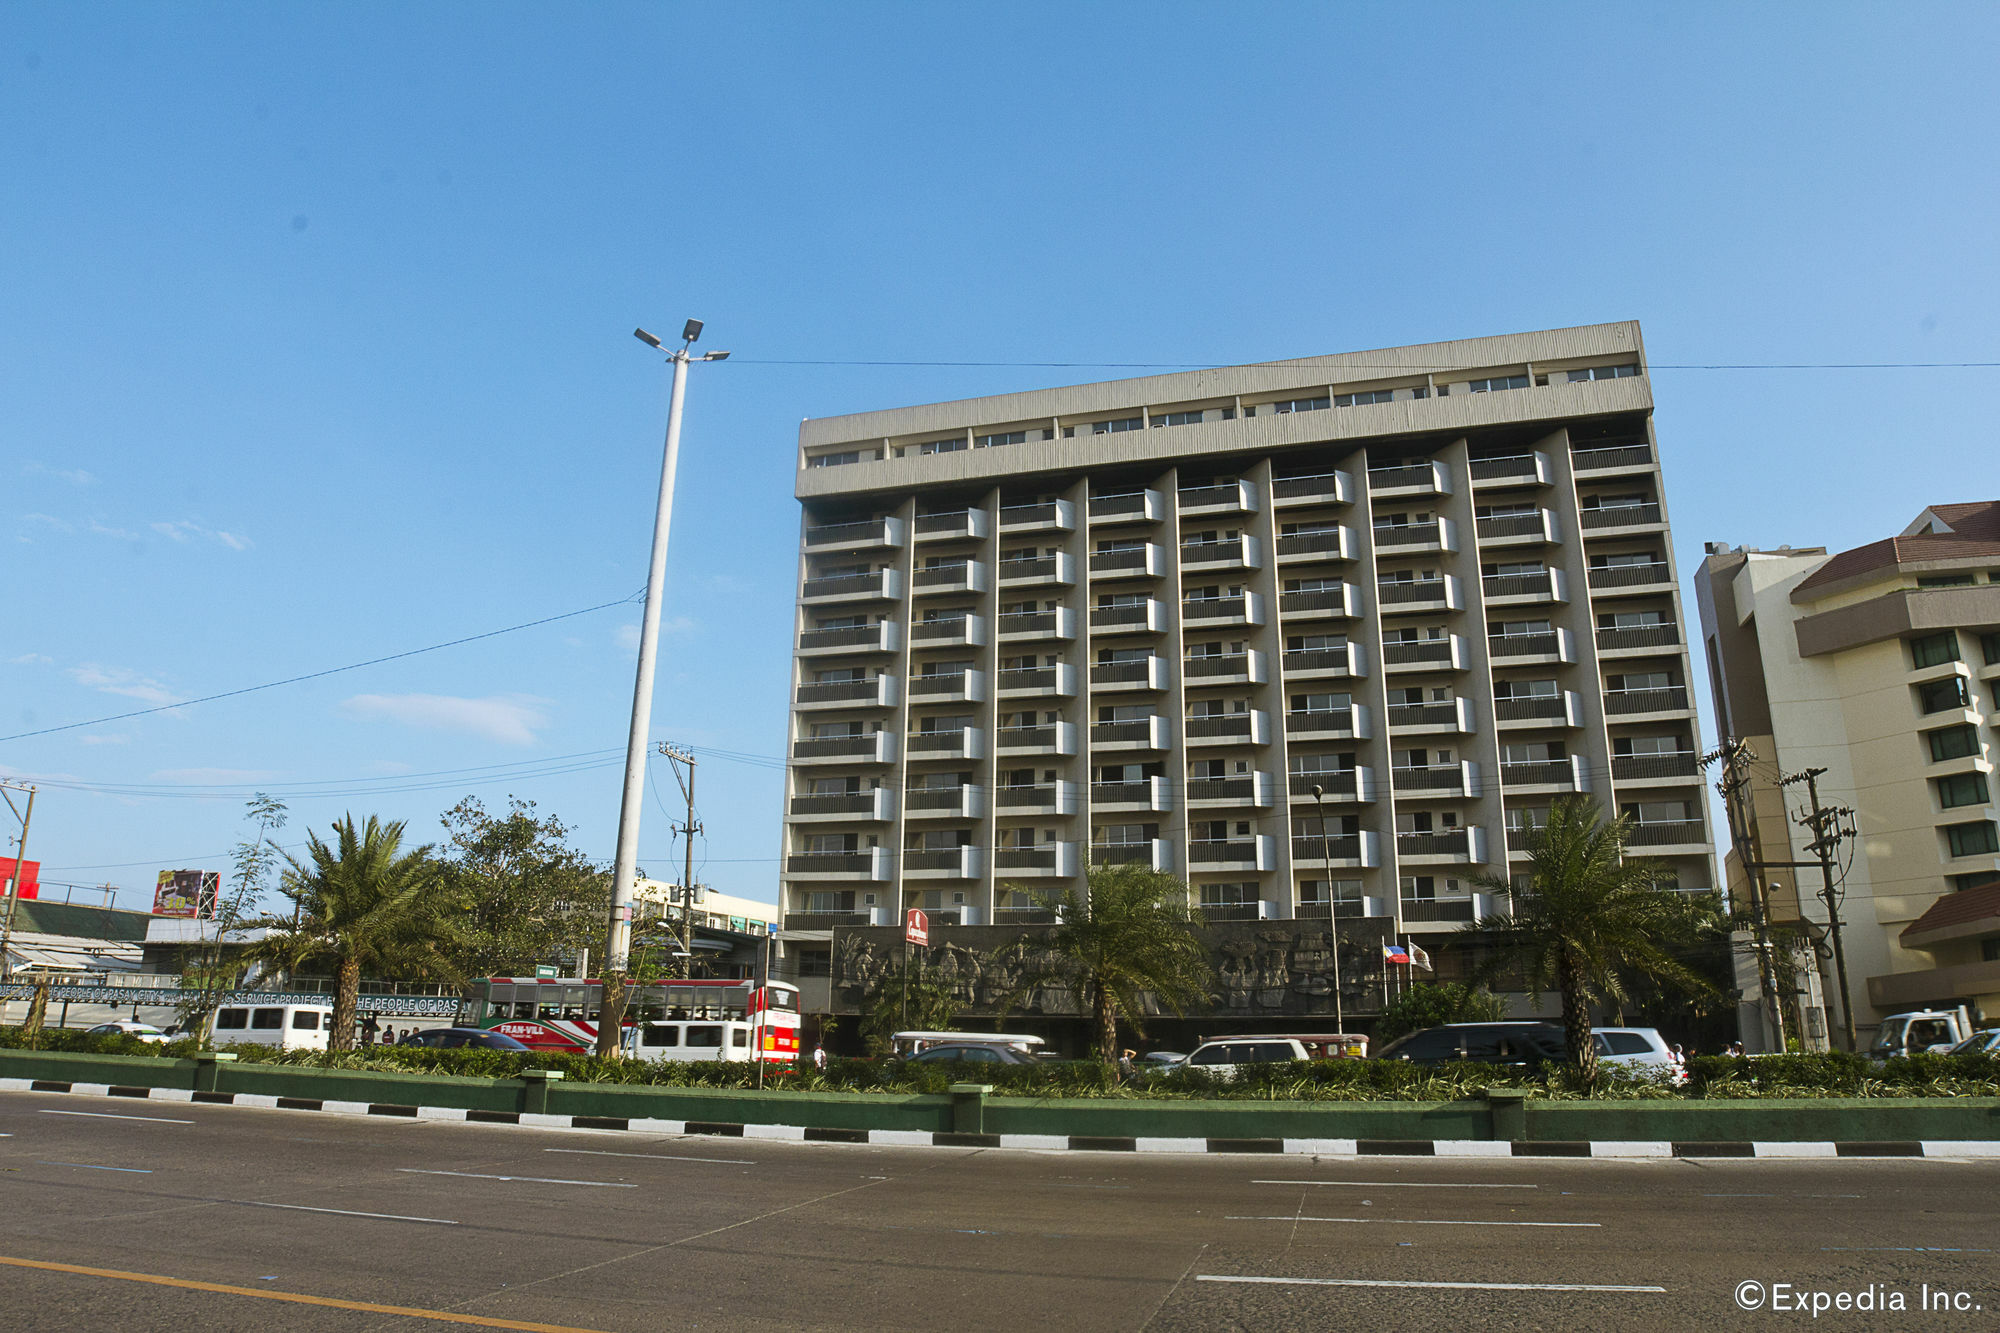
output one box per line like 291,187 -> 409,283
0,1089 -> 1995,1333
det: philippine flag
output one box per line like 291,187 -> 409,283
1382,942 -> 1412,965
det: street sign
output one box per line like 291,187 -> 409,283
534,965 -> 558,979
904,908 -> 929,947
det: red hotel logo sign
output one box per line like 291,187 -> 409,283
904,908 -> 929,947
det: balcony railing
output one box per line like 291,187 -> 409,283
1368,462 -> 1437,490
1185,713 -> 1256,741
1399,897 -> 1478,923
1272,472 -> 1348,503
795,678 -> 888,706
801,570 -> 895,600
1378,579 -> 1450,605
999,500 -> 1069,530
788,792 -> 888,817
1596,623 -> 1679,652
997,783 -> 1063,810
791,735 -> 887,760
1184,652 -> 1261,679
1392,764 -> 1466,792
1488,632 -> 1559,658
1572,444 -> 1654,472
1091,657 -> 1165,687
1495,695 -> 1568,721
1388,702 -> 1459,729
1091,719 -> 1166,746
798,624 -> 892,651
1384,639 -> 1455,665
1089,545 -> 1155,572
1587,562 -> 1671,589
999,556 -> 1064,583
1282,647 -> 1358,676
1483,571 -> 1554,600
1603,687 -> 1689,714
1612,752 -> 1700,781
1475,512 -> 1551,540
1581,502 -> 1662,529
1279,587 -> 1354,616
1276,529 -> 1350,559
1625,820 -> 1705,847
1288,773 -> 1359,800
1188,839 -> 1260,865
1186,775 -> 1266,803
1091,601 -> 1158,630
1470,454 -> 1542,482
1501,760 -> 1579,788
1373,520 -> 1444,548
804,517 -> 899,548
784,852 -> 879,875
1285,709 -> 1354,734
1089,490 -> 1155,518
1290,835 -> 1360,862
1396,830 -> 1468,857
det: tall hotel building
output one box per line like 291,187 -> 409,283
779,322 -> 1717,986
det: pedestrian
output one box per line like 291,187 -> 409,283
812,1043 -> 827,1072
1727,1040 -> 1746,1058
361,1014 -> 380,1045
1118,1049 -> 1138,1079
381,1025 -> 396,1045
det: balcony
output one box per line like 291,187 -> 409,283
1090,598 -> 1164,635
993,842 -> 1079,878
1093,839 -> 1172,871
1088,488 -> 1165,524
908,669 -> 987,705
914,508 -> 990,543
1482,568 -> 1570,606
1398,896 -> 1480,924
907,726 -> 984,761
803,516 -> 905,552
1182,591 -> 1266,629
787,788 -> 895,823
783,910 -> 883,931
795,675 -> 897,711
1475,509 -> 1558,547
791,732 -> 896,765
1580,502 -> 1663,533
1091,714 -> 1171,751
910,613 -> 988,648
1470,452 -> 1550,488
995,721 -> 1078,756
1496,691 -> 1583,728
1281,643 -> 1366,680
999,498 -> 1076,533
1603,686 -> 1691,718
801,568 -> 902,604
912,560 -> 988,597
1372,518 -> 1458,555
995,781 -> 1081,815
1090,654 -> 1170,692
1625,819 -> 1708,851
1612,752 -> 1701,783
1396,826 -> 1487,865
1178,479 -> 1257,515
1571,443 -> 1654,474
1278,583 -> 1361,619
1092,776 -> 1172,812
1185,710 -> 1270,747
1487,628 -> 1576,666
1288,770 -> 1377,803
1367,460 -> 1449,496
1596,622 -> 1680,655
997,552 -> 1076,587
1088,542 -> 1165,579
904,783 -> 986,821
1180,533 -> 1261,572
1184,650 -> 1267,687
1388,697 -> 1474,734
783,848 -> 892,881
996,663 -> 1078,699
1384,635 -> 1466,673
1189,835 -> 1276,871
1272,471 -> 1352,507
1377,575 -> 1461,615
903,845 -> 985,879
1285,705 -> 1371,741
1290,830 -> 1382,868
1186,772 -> 1275,809
1275,526 -> 1356,564
798,621 -> 898,656
1391,761 -> 1480,797
1501,755 -> 1589,793
1587,561 -> 1673,594
996,606 -> 1077,642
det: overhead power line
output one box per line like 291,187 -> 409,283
727,357 -> 2000,372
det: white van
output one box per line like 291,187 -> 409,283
209,1002 -> 334,1052
626,1019 -> 759,1063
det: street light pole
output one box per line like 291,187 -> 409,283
597,322 -> 729,1059
1312,786 -> 1345,1035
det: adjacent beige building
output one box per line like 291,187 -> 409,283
779,322 -> 1718,1000
1697,502 -> 2000,1043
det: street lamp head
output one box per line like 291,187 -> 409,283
1311,784 -> 1324,799
633,327 -> 664,349
681,318 -> 704,344
702,350 -> 731,361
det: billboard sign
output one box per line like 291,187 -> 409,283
153,869 -> 220,918
0,857 -> 39,901
905,908 -> 929,947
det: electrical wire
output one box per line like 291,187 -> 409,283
728,358 -> 2000,372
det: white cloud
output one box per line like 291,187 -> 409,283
151,519 -> 252,550
79,733 -> 129,746
25,462 -> 95,486
615,623 -> 641,653
341,693 -> 551,746
149,767 -> 280,784
68,664 -> 185,707
9,653 -> 53,666
24,512 -> 72,533
88,520 -> 137,540
614,618 -> 694,653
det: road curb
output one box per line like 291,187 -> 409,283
10,1080 -> 2000,1158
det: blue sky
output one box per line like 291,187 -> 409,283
4,5 -> 1995,913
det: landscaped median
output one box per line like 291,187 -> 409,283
4,1042 -> 1999,1155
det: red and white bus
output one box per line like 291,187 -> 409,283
457,977 -> 800,1062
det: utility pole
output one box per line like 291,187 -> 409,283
598,320 -> 730,1059
660,743 -> 700,979
1782,766 -> 1858,1052
1703,741 -> 1788,1049
0,782 -> 36,985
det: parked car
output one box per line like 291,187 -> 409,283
1138,1050 -> 1188,1069
1180,1037 -> 1312,1079
85,1020 -> 169,1044
1373,1022 -> 1566,1068
1593,1026 -> 1685,1083
399,1027 -> 531,1051
1946,1029 -> 2000,1056
905,1043 -> 1039,1065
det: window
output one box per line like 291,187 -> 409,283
641,1026 -> 681,1048
1090,416 -> 1143,434
251,1008 -> 285,1030
975,430 -> 1025,449
917,437 -> 966,455
1150,410 -> 1204,427
1270,395 -> 1331,414
1917,676 -> 1970,714
1928,725 -> 1981,762
1566,364 -> 1640,382
1917,574 -> 1976,588
291,1011 -> 321,1031
1938,772 -> 1990,809
731,1028 -> 750,1049
1946,821 -> 2000,858
215,1008 -> 248,1030
1466,374 -> 1529,393
809,451 -> 861,468
1984,632 -> 2000,666
685,1026 -> 723,1048
1910,632 -> 1960,668
1334,389 -> 1394,406
1951,872 -> 1997,893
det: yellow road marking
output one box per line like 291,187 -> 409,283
0,1255 -> 617,1333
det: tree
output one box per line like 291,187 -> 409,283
1463,796 -> 1718,1077
186,794 -> 287,1041
1373,980 -> 1510,1044
246,814 -> 465,1051
438,797 -> 612,977
998,862 -> 1213,1066
859,967 -> 963,1055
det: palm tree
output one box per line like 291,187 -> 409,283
246,815 -> 465,1051
1463,796 -> 1717,1077
998,861 -> 1213,1065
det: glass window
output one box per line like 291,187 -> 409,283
1946,821 -> 2000,858
1918,677 -> 1970,713
1984,632 -> 2000,667
1917,574 -> 1976,588
291,1011 -> 320,1031
215,1008 -> 248,1030
641,1025 -> 681,1048
685,1025 -> 723,1048
730,1028 -> 750,1049
1938,772 -> 1989,809
251,1008 -> 285,1029
1910,632 -> 1960,668
1927,725 -> 1981,762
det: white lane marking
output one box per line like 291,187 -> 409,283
238,1201 -> 459,1225
38,1161 -> 152,1174
1255,1180 -> 1537,1189
1199,1275 -> 1664,1293
397,1168 -> 635,1188
545,1148 -> 754,1166
39,1109 -> 192,1125
1229,1215 -> 1599,1228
